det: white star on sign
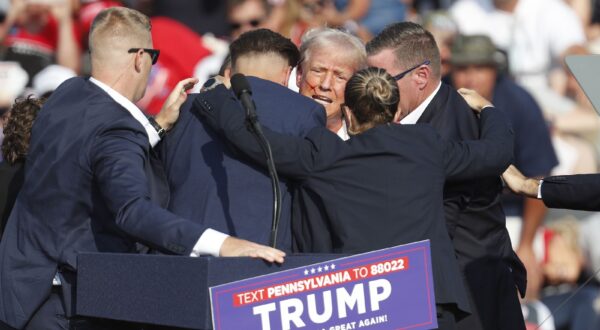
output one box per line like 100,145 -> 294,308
304,269 -> 309,276
330,264 -> 336,270
324,265 -> 329,271
318,266 -> 323,272
311,268 -> 316,274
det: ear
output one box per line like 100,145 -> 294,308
413,65 -> 431,90
280,66 -> 293,87
134,49 -> 144,73
296,65 -> 304,89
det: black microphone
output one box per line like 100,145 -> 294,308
229,73 -> 282,248
231,74 -> 258,123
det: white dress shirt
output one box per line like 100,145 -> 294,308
89,77 -> 228,257
337,120 -> 350,141
400,82 -> 442,124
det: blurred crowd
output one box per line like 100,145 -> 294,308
1,0 -> 600,329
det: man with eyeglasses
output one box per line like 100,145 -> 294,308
0,7 -> 284,329
367,22 -> 526,330
227,0 -> 269,40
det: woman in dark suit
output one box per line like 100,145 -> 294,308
0,97 -> 44,241
197,67 -> 515,327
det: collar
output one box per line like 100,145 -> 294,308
89,77 -> 160,146
337,120 -> 350,141
400,81 -> 442,124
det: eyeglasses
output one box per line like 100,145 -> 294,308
229,19 -> 262,30
128,48 -> 160,65
393,60 -> 431,81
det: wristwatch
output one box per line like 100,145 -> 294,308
148,117 -> 166,138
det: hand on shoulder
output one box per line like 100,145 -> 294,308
458,88 -> 494,113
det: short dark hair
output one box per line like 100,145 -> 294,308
366,22 -> 441,78
229,28 -> 300,68
2,96 -> 44,165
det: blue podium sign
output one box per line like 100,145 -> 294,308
210,240 -> 437,330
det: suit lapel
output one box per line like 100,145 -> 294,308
416,83 -> 450,124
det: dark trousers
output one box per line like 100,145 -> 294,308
436,304 -> 458,330
457,260 -> 526,330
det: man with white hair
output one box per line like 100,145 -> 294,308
296,27 -> 367,140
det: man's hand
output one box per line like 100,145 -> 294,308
502,165 -> 540,198
457,88 -> 493,113
220,236 -> 286,263
155,77 -> 199,131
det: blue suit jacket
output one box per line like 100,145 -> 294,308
196,85 -> 516,316
0,77 -> 207,328
159,77 -> 325,252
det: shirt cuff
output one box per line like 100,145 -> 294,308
144,122 -> 161,147
190,228 -> 229,257
537,180 -> 543,199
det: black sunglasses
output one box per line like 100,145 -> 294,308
128,48 -> 160,65
393,60 -> 431,81
229,19 -> 262,30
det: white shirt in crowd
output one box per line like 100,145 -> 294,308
450,0 -> 585,80
450,0 -> 585,114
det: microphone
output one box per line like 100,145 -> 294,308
229,73 -> 282,249
231,74 -> 258,123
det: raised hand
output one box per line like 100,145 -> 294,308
155,77 -> 199,131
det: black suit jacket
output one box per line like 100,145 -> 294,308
418,83 -> 526,327
0,77 -> 207,328
197,85 -> 515,316
0,162 -> 23,242
542,174 -> 600,210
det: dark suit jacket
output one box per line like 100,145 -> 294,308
417,83 -> 526,328
196,85 -> 515,316
542,174 -> 600,211
159,77 -> 325,251
0,161 -> 23,242
0,77 -> 207,328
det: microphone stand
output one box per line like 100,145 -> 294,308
245,112 -> 282,249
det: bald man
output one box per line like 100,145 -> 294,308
0,8 -> 283,329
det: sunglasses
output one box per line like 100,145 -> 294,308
229,19 -> 262,30
128,48 -> 160,65
393,60 -> 431,81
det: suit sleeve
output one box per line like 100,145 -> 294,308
298,103 -> 327,137
91,126 -> 206,255
542,174 -> 600,211
443,107 -> 514,181
195,87 -> 322,181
